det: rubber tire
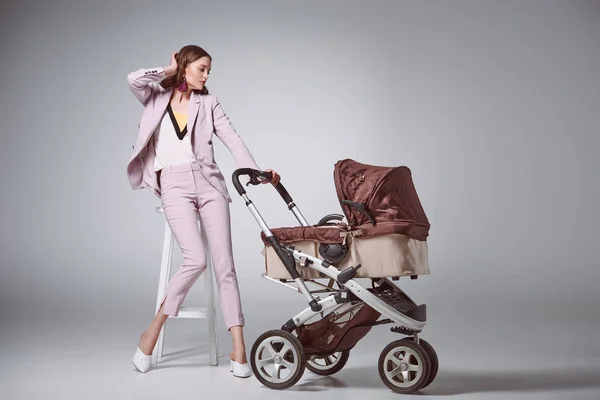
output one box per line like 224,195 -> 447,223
378,339 -> 431,394
305,350 -> 350,376
250,329 -> 306,390
400,337 -> 438,389
317,213 -> 344,226
317,213 -> 347,264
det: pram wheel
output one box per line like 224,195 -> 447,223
317,213 -> 348,264
399,337 -> 438,389
305,350 -> 350,376
250,329 -> 306,390
378,339 -> 431,394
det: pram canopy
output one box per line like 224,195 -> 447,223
333,159 -> 430,240
259,159 -> 431,279
260,159 -> 430,245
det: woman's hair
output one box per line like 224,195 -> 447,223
160,45 -> 212,95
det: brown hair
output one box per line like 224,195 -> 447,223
160,45 -> 212,95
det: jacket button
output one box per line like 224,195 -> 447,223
208,140 -> 212,145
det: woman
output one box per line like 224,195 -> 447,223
126,45 -> 280,377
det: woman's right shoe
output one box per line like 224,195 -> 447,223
231,359 -> 252,378
132,346 -> 152,373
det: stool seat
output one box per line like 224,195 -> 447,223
156,206 -> 199,214
176,307 -> 209,319
151,205 -> 219,366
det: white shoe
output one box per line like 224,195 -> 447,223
132,346 -> 152,373
230,358 -> 251,378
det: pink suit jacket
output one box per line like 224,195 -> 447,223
126,66 -> 261,203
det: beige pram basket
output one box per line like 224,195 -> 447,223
260,159 -> 431,280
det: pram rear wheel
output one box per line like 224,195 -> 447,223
399,337 -> 438,389
378,339 -> 431,394
306,350 -> 350,376
250,329 -> 306,390
317,213 -> 348,264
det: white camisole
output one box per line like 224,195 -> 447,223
153,105 -> 195,171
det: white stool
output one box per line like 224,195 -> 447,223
152,206 -> 220,366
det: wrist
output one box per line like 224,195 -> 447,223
164,66 -> 176,76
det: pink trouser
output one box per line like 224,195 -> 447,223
157,162 -> 244,329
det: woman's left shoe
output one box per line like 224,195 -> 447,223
230,358 -> 251,378
132,346 -> 152,373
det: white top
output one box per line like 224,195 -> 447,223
153,108 -> 195,171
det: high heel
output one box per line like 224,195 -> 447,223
230,358 -> 251,378
132,346 -> 152,373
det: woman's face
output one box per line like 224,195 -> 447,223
184,56 -> 211,91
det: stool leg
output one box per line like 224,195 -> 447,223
201,222 -> 219,367
152,219 -> 173,365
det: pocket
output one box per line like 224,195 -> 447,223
157,172 -> 175,195
206,163 -> 224,179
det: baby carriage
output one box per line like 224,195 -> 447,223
232,159 -> 437,394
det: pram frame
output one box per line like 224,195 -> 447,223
232,168 -> 427,334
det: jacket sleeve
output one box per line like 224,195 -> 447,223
126,67 -> 167,106
212,96 -> 261,171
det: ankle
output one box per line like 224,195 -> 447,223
230,354 -> 248,364
138,330 -> 158,351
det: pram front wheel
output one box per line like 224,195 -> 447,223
399,337 -> 438,389
250,329 -> 306,390
305,350 -> 350,376
378,339 -> 432,394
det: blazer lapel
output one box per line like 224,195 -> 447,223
155,89 -> 172,121
135,89 -> 171,157
188,92 -> 202,135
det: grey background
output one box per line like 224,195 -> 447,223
1,0 -> 599,399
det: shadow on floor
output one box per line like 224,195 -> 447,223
148,346 -> 231,370
424,367 -> 600,396
290,366 -> 600,395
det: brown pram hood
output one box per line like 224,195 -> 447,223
333,159 -> 430,240
260,159 -> 430,246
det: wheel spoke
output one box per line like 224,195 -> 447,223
273,362 -> 283,379
281,359 -> 295,370
401,371 -> 410,382
389,366 -> 402,377
266,343 -> 278,357
408,363 -> 420,372
256,357 -> 274,368
279,343 -> 292,357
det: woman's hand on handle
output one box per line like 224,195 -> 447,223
261,169 -> 280,186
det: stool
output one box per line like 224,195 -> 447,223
151,206 -> 220,366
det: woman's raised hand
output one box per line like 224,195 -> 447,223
165,52 -> 178,76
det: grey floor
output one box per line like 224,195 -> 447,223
4,298 -> 600,400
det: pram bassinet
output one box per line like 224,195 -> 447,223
260,159 -> 431,280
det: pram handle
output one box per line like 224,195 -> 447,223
232,168 -> 294,205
